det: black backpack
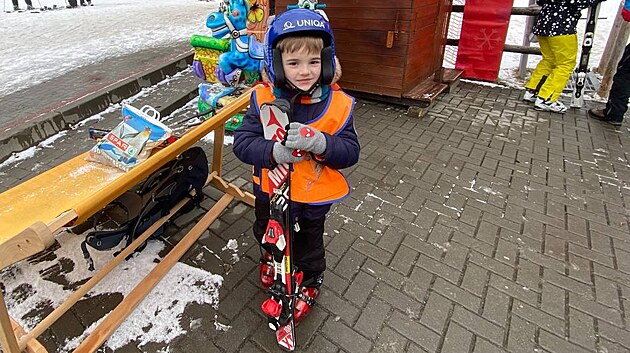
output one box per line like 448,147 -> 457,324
77,147 -> 209,270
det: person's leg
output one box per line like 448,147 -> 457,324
292,217 -> 326,284
537,34 -> 578,102
292,216 -> 326,323
12,0 -> 19,10
604,43 -> 630,123
525,36 -> 555,92
253,197 -> 276,288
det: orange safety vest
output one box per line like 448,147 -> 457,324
253,85 -> 354,204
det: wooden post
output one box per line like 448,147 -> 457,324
212,125 -> 225,177
11,319 -> 46,353
596,0 -> 627,74
518,0 -> 538,79
72,194 -> 234,353
0,290 -> 20,353
597,20 -> 630,98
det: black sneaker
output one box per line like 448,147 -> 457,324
588,108 -> 623,126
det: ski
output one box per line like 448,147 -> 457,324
259,99 -> 301,351
571,2 -> 601,108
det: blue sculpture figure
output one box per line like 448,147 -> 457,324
206,0 -> 262,87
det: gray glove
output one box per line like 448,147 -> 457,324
272,142 -> 306,165
284,122 -> 327,155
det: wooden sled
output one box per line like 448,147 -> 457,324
0,85 -> 260,353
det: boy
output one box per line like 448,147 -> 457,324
233,8 -> 360,322
523,0 -> 601,113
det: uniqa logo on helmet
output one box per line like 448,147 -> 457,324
282,19 -> 326,31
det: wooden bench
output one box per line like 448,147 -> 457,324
0,85 -> 259,353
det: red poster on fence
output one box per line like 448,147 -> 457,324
455,0 -> 513,81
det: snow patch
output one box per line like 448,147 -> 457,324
1,230 -> 224,351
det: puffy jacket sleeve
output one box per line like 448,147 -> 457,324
317,113 -> 360,170
624,0 -> 630,21
233,94 -> 276,169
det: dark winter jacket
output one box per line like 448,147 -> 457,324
533,0 -> 599,37
233,87 -> 360,220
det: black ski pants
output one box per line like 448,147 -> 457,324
12,0 -> 33,7
253,197 -> 326,278
605,43 -> 630,123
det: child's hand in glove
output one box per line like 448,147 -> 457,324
284,122 -> 327,155
272,143 -> 306,165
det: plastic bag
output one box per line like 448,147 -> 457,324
88,104 -> 171,171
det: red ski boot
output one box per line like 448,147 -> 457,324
294,286 -> 320,324
260,252 -> 275,289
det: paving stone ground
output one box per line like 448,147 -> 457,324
1,66 -> 630,353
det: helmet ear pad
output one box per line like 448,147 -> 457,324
272,48 -> 286,87
320,46 -> 334,85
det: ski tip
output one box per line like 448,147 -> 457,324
276,323 -> 296,351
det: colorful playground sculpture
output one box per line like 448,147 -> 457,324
191,0 -> 269,131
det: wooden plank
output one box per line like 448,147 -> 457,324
402,77 -> 448,103
329,18 -> 411,32
337,42 -> 407,57
403,17 -> 445,91
340,61 -> 404,78
441,68 -> 464,83
325,8 -> 413,20
335,31 -> 410,57
212,123 -> 225,177
0,221 -> 56,270
337,52 -> 406,67
342,81 -> 402,98
208,172 -> 255,207
335,29 -> 410,44
0,290 -> 20,353
11,319 -> 47,353
341,72 -> 403,91
73,194 -> 234,353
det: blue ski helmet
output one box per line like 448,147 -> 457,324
263,9 -> 336,88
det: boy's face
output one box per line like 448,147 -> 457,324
281,47 -> 321,91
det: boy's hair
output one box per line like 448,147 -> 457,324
276,35 -> 324,56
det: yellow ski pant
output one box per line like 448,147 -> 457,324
525,34 -> 577,102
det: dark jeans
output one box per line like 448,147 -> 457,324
12,0 -> 33,7
253,197 -> 326,277
605,43 -> 630,122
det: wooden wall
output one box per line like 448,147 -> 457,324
275,0 -> 448,98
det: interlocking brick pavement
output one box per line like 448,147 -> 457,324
1,72 -> 630,353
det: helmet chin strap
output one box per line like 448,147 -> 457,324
285,78 -> 321,96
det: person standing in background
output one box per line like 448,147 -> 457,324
588,0 -> 630,126
12,0 -> 34,11
523,0 -> 603,114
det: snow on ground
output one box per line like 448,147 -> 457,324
0,0 -> 219,96
0,0 -> 623,97
0,230 -> 229,351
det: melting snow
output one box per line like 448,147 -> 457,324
1,230 -> 224,351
